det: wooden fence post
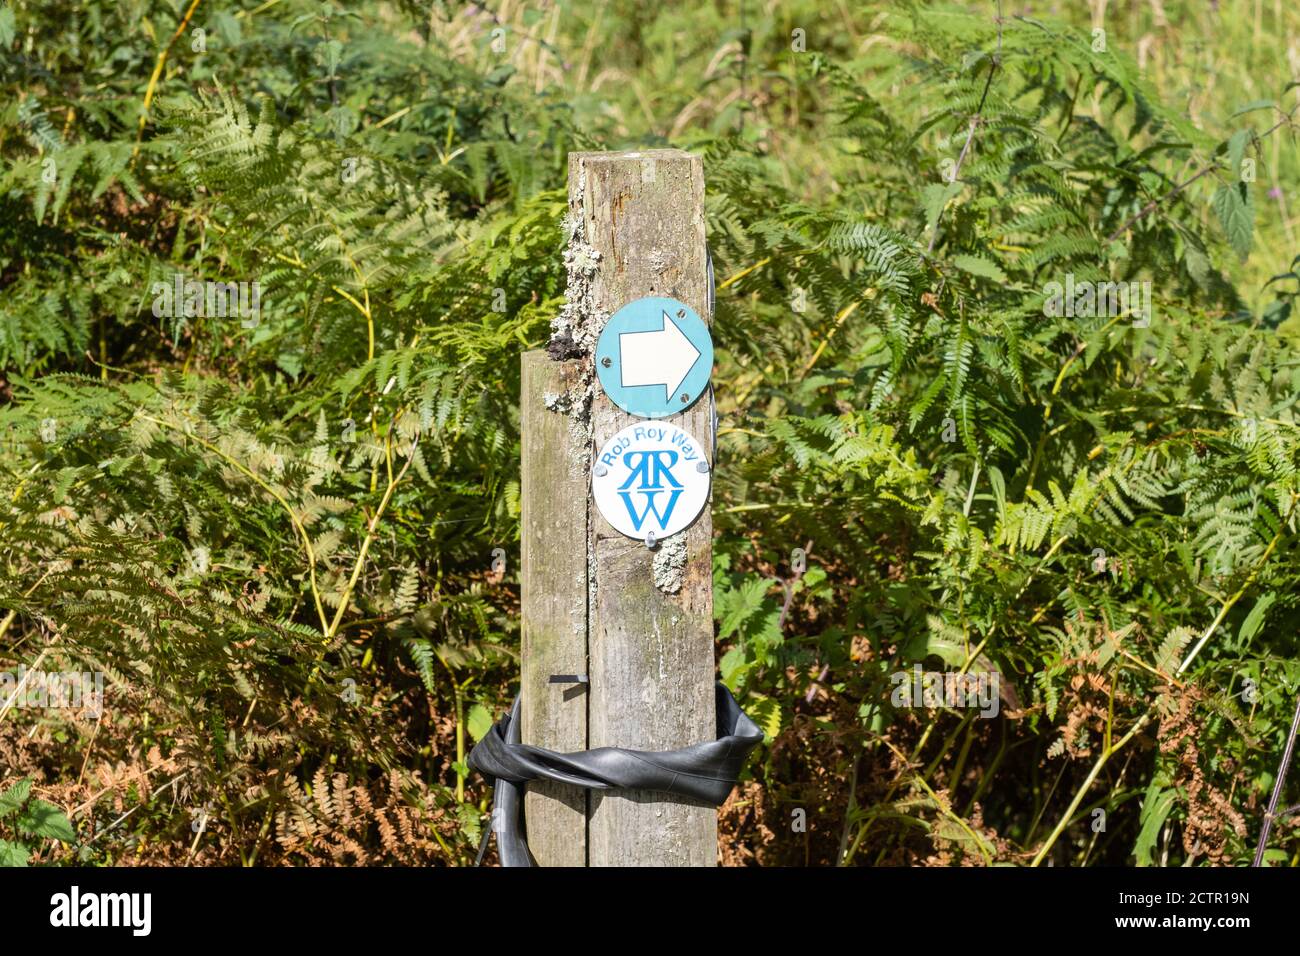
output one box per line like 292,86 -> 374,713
519,352 -> 588,867
518,148 -> 715,867
575,149 -> 716,867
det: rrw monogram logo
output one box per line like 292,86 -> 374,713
618,450 -> 683,531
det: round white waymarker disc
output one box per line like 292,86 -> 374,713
591,421 -> 711,542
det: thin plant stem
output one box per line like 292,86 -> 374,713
1252,693 -> 1300,867
133,0 -> 205,157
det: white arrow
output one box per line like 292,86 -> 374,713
618,311 -> 701,401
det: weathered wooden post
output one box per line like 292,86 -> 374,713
519,351 -> 588,866
519,149 -> 716,866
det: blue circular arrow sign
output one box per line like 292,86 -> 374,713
594,296 -> 713,419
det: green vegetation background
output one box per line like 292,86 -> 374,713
2,0 -> 1300,866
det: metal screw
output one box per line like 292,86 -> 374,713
594,463 -> 608,477
680,393 -> 689,403
696,460 -> 709,473
645,530 -> 656,549
677,309 -> 686,318
600,356 -> 612,368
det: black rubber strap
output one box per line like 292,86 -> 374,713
468,682 -> 764,866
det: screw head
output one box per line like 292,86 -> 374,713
680,393 -> 689,403
600,356 -> 612,368
594,463 -> 608,477
696,460 -> 709,473
677,309 -> 686,318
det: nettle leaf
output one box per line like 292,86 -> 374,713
0,779 -> 32,818
16,800 -> 75,843
749,610 -> 785,654
717,576 -> 778,640
0,839 -> 31,868
745,694 -> 784,740
719,646 -> 749,691
1212,183 -> 1253,259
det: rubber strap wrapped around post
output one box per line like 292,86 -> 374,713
469,683 -> 764,867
